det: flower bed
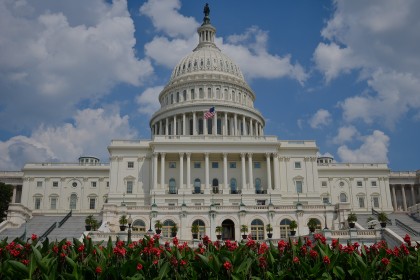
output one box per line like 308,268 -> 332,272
1,233 -> 419,279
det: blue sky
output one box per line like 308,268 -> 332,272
0,0 -> 419,171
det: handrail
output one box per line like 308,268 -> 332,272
395,219 -> 420,237
40,222 -> 57,240
372,209 -> 392,225
58,210 -> 72,228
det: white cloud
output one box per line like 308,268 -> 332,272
314,0 -> 420,127
332,125 -> 358,145
140,0 -> 198,38
337,130 -> 389,163
136,86 -> 164,116
0,108 -> 137,171
309,109 -> 332,129
0,0 -> 153,131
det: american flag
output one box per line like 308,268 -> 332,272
204,107 -> 215,119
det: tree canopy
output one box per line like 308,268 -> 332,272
0,182 -> 13,222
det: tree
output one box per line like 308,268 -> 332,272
0,182 -> 13,222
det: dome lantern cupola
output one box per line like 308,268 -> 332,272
195,3 -> 218,51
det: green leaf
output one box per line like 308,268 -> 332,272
157,262 -> 169,280
333,266 -> 345,279
8,260 -> 29,275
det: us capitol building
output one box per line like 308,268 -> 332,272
1,6 -> 419,242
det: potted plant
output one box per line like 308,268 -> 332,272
171,223 -> 178,237
307,218 -> 318,233
241,224 -> 248,239
154,220 -> 163,234
119,215 -> 128,231
191,224 -> 200,239
378,212 -> 388,228
215,226 -> 223,240
85,214 -> 95,231
289,220 -> 298,236
266,224 -> 273,238
347,212 -> 357,228
91,219 -> 99,231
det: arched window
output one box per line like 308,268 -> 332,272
183,90 -> 186,101
308,218 -> 322,230
198,119 -> 203,134
169,178 -> 177,194
280,219 -> 291,239
230,178 -> 237,194
176,92 -> 180,102
70,194 -> 77,210
255,178 -> 262,194
192,219 -> 206,238
162,220 -> 175,238
217,119 -> 222,135
194,178 -> 201,194
132,219 -> 146,233
340,193 -> 347,202
208,119 -> 212,134
189,119 -> 194,135
212,178 -> 219,194
251,219 -> 264,240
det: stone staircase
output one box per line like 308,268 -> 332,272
0,216 -> 61,241
47,215 -> 97,241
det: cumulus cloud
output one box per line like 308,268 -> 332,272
332,125 -> 359,145
0,0 -> 153,131
136,86 -> 164,116
337,130 -> 389,163
0,108 -> 137,171
314,0 -> 420,127
141,1 -> 307,83
309,109 -> 332,129
139,0 -> 198,38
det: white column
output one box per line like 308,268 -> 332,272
179,153 -> 184,191
205,153 -> 210,192
248,153 -> 253,190
401,185 -> 407,211
204,113 -> 208,135
165,118 -> 169,135
411,185 -> 416,206
182,114 -> 186,135
234,114 -> 238,136
214,111 -> 217,135
250,119 -> 253,136
153,153 -> 158,191
242,115 -> 247,135
266,153 -> 272,191
173,115 -> 177,135
193,112 -> 197,135
256,123 -> 259,136
186,153 -> 191,190
391,185 -> 397,211
160,153 -> 166,190
223,153 -> 228,191
159,120 -> 163,135
241,153 -> 246,191
224,112 -> 228,136
273,153 -> 279,190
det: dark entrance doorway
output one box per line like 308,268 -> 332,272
221,219 -> 235,240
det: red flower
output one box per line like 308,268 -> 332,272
31,234 -> 38,241
323,256 -> 330,265
95,266 -> 102,274
137,263 -> 143,271
21,259 -> 30,266
173,236 -> 179,246
293,257 -> 300,264
381,258 -> 390,266
77,244 -> 85,252
180,259 -> 187,266
309,250 -> 318,259
223,261 -> 232,270
404,234 -> 411,246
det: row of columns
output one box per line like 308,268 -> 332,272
152,111 -> 264,137
152,152 -> 280,193
390,184 -> 419,211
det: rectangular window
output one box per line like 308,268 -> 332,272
296,181 -> 303,193
254,162 -> 261,168
169,162 -> 176,168
321,181 -> 327,187
229,162 -> 236,168
52,181 -> 59,187
127,181 -> 133,194
106,182 -> 109,187
35,198 -> 41,209
256,200 -> 266,205
322,197 -> 329,204
357,181 -> 363,187
89,198 -> 96,209
194,162 -> 201,168
371,181 -> 377,187
294,162 -> 301,169
127,161 -> 134,168
37,181 -> 42,187
212,162 -> 219,168
50,198 -> 57,209
91,181 -> 97,188
373,197 -> 379,208
358,197 -> 365,208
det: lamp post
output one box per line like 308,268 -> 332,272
127,215 -> 132,243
